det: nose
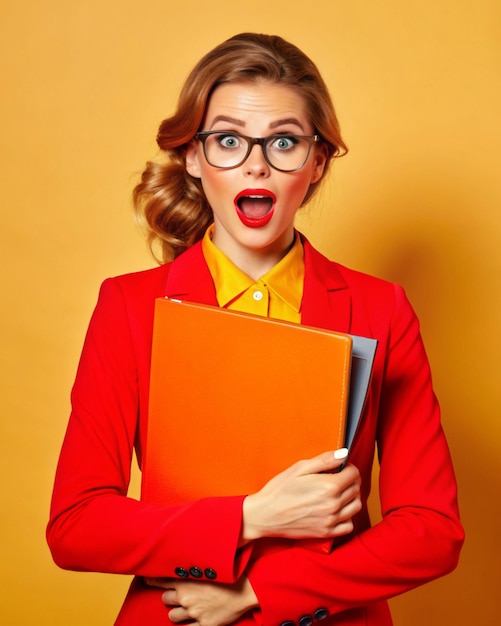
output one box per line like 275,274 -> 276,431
244,143 -> 270,177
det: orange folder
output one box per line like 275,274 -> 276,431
142,298 -> 353,518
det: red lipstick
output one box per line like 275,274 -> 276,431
234,189 -> 276,228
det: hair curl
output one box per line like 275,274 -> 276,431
133,33 -> 348,263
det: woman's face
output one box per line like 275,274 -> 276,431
186,81 -> 327,272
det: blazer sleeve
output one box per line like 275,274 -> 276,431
246,283 -> 464,625
46,276 -> 251,581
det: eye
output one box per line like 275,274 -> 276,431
216,133 -> 241,149
269,135 -> 299,151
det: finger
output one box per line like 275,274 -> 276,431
293,448 -> 349,476
337,471 -> 361,499
338,492 -> 363,519
330,519 -> 355,537
161,589 -> 179,606
168,606 -> 193,623
330,464 -> 361,493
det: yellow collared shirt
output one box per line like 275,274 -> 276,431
201,226 -> 304,323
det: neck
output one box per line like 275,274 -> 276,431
232,250 -> 285,281
212,229 -> 295,281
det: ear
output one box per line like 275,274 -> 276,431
310,143 -> 328,184
185,140 -> 202,178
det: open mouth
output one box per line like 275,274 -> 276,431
234,189 -> 276,228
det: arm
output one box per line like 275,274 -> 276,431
245,284 -> 464,624
46,276 -> 250,581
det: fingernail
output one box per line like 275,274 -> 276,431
334,448 -> 348,460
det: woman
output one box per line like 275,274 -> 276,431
47,33 -> 464,625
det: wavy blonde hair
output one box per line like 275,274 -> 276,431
133,33 -> 348,263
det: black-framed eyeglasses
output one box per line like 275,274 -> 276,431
195,131 -> 321,172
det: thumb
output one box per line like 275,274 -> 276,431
294,448 -> 349,476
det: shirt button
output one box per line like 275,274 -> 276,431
299,616 -> 313,626
252,290 -> 264,301
204,568 -> 217,580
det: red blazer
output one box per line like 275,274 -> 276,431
47,236 -> 464,626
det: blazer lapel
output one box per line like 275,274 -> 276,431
163,236 -> 352,333
164,242 -> 218,306
301,238 -> 352,333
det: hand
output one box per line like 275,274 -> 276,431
144,575 -> 258,626
241,449 -> 361,543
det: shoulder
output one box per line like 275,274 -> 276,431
75,265 -> 174,378
89,264 -> 172,338
303,237 -> 400,299
302,236 -> 415,338
101,263 -> 171,297
95,264 -> 171,315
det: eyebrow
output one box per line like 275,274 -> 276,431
209,115 -> 305,132
210,115 -> 245,127
270,118 -> 305,131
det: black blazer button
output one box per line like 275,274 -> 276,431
189,566 -> 203,578
313,608 -> 329,621
174,567 -> 189,578
204,568 -> 217,580
280,622 -> 296,626
299,616 -> 313,626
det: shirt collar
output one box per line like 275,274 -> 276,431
201,225 -> 304,312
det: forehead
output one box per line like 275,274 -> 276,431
203,81 -> 312,129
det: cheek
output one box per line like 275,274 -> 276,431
200,170 -> 234,207
282,173 -> 315,203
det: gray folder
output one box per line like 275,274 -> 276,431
345,335 -> 378,450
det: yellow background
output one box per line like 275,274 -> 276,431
1,1 -> 500,624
